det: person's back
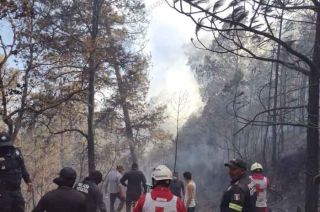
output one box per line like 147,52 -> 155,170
123,169 -> 147,193
107,169 -> 122,194
121,163 -> 147,212
170,179 -> 184,198
33,186 -> 86,212
32,167 -> 86,212
170,172 -> 185,198
134,165 -> 186,212
76,170 -> 106,212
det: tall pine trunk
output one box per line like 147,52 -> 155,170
305,10 -> 320,212
87,0 -> 101,172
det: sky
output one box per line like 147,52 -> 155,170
144,0 -> 203,127
1,1 -> 204,132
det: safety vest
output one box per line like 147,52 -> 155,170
142,193 -> 177,212
249,176 -> 268,207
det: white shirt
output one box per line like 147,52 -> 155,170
107,170 -> 122,194
184,180 -> 196,208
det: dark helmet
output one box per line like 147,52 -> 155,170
0,132 -> 13,147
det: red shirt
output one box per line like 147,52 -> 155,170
133,186 -> 186,212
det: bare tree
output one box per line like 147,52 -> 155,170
170,90 -> 189,172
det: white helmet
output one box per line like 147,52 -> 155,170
151,165 -> 173,181
251,162 -> 263,171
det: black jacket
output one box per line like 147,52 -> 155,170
0,146 -> 31,190
120,168 -> 147,195
75,179 -> 106,212
32,186 -> 86,212
169,179 -> 185,198
220,175 -> 257,212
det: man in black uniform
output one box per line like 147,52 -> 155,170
220,158 -> 257,212
0,132 -> 32,212
120,163 -> 147,212
32,167 -> 86,212
76,170 -> 106,212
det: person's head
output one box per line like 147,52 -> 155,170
132,163 -> 138,170
224,159 -> 247,181
0,132 -> 13,147
151,165 -> 173,188
250,162 -> 263,174
53,167 -> 77,187
87,170 -> 103,184
183,171 -> 192,182
116,165 -> 124,173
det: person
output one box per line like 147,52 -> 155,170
220,158 -> 257,212
0,132 -> 32,212
170,172 -> 185,199
76,170 -> 106,212
32,167 -> 86,212
106,165 -> 125,212
133,165 -> 186,212
183,171 -> 196,212
249,162 -> 270,212
120,163 -> 147,212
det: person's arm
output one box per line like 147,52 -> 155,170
117,174 -> 124,197
17,148 -> 32,192
180,181 -> 185,197
133,194 -> 146,212
104,177 -> 109,194
141,173 -> 147,193
120,173 -> 128,187
185,183 -> 194,207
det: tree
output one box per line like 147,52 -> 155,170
166,0 -> 320,210
170,90 -> 189,172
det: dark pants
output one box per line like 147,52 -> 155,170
0,190 -> 25,212
110,192 -> 125,212
187,207 -> 196,212
126,192 -> 141,212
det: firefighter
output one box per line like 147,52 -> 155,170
220,158 -> 257,212
133,165 -> 186,212
249,162 -> 270,212
0,132 -> 32,212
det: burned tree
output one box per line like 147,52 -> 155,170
166,0 -> 320,211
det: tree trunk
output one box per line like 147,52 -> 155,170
272,10 -> 283,165
87,0 -> 101,172
114,65 -> 138,164
173,104 -> 180,173
305,10 -> 320,212
87,56 -> 96,172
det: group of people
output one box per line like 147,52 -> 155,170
0,130 -> 272,212
105,164 -> 196,212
